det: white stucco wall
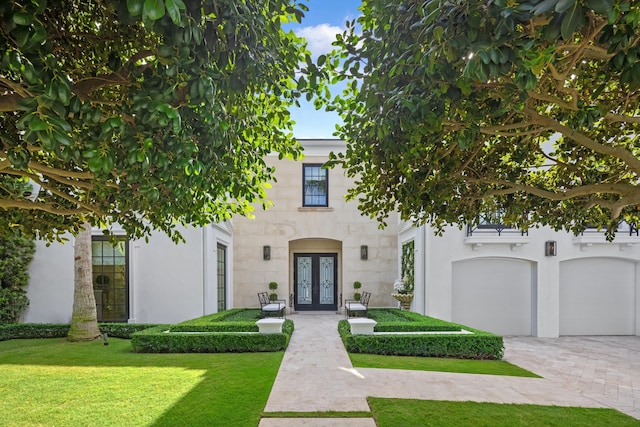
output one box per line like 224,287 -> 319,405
24,223 -> 233,324
23,239 -> 75,323
403,220 -> 640,337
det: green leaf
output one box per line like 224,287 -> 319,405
533,0 -> 558,16
127,0 -> 144,16
52,129 -> 73,146
555,0 -> 575,13
561,3 -> 583,40
585,0 -> 613,14
28,116 -> 49,132
12,12 -> 33,26
165,0 -> 185,25
88,157 -> 105,173
143,0 -> 165,21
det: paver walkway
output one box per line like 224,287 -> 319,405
259,313 -> 640,426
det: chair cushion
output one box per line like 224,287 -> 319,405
346,303 -> 367,311
262,303 -> 285,312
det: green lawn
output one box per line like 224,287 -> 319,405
2,334 -> 637,427
0,338 -> 283,427
350,353 -> 540,377
368,398 -> 640,427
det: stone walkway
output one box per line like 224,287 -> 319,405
259,313 -> 640,426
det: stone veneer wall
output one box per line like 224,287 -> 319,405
233,140 -> 398,310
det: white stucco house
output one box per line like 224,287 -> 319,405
23,139 -> 398,325
23,139 -> 640,337
401,219 -> 640,337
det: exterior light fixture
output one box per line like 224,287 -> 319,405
263,245 -> 271,260
545,240 -> 557,256
360,245 -> 368,260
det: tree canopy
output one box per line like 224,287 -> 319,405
326,0 -> 640,237
1,0 -> 310,241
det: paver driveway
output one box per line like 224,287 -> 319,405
260,313 -> 640,426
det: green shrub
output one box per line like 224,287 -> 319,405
0,288 -> 30,324
99,323 -> 165,339
0,230 -> 35,324
131,309 -> 294,353
0,323 -> 70,341
340,309 -> 504,360
131,321 -> 294,353
0,323 -> 162,341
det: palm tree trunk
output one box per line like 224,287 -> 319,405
67,221 -> 101,341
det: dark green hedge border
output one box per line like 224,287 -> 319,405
130,309 -> 294,353
0,309 -> 294,354
0,323 -> 163,341
339,311 -> 504,360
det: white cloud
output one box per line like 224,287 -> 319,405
296,24 -> 343,57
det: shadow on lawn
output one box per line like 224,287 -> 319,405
0,337 -> 283,427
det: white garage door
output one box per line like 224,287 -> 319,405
560,258 -> 636,336
452,258 -> 533,336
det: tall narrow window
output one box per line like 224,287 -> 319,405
303,164 -> 328,207
217,244 -> 227,312
92,237 -> 128,322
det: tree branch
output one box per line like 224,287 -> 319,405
28,161 -> 94,180
0,198 -> 90,215
527,89 -> 577,111
605,113 -> 640,124
525,107 -> 640,176
478,180 -> 632,200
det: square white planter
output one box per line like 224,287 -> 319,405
348,318 -> 377,335
256,318 -> 285,334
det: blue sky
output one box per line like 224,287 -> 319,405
287,0 -> 362,139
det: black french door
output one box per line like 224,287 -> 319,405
294,253 -> 338,311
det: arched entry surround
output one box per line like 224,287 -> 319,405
289,238 -> 342,312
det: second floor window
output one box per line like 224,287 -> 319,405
303,164 -> 328,207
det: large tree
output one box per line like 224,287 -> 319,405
1,0 -> 311,339
326,0 -> 640,237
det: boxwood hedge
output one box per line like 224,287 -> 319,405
0,323 -> 162,341
130,309 -> 294,353
340,310 -> 504,360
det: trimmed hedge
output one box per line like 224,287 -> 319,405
130,309 -> 294,353
131,322 -> 294,353
0,323 -> 69,341
0,323 -> 162,341
99,323 -> 165,338
340,310 -> 504,360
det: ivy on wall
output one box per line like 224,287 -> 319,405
0,231 -> 35,324
401,240 -> 414,292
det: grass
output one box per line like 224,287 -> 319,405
349,353 -> 540,377
367,398 -> 640,427
0,337 -> 283,427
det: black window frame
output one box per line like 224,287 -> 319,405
91,235 -> 129,322
217,243 -> 227,312
302,163 -> 329,207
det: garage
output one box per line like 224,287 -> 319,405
559,258 -> 637,335
452,258 -> 534,336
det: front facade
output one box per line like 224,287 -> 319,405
23,138 -> 639,337
401,219 -> 640,337
23,139 -> 398,324
233,139 -> 399,311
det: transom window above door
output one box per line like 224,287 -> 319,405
303,164 -> 328,207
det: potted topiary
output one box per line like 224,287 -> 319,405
353,280 -> 362,301
268,281 -> 278,301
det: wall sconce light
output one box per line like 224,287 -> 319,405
263,245 -> 271,260
360,245 -> 368,260
545,240 -> 557,256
